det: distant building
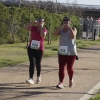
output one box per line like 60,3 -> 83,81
61,3 -> 100,18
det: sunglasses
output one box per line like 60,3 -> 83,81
37,19 -> 44,22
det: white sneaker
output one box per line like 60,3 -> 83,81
69,79 -> 74,87
56,83 -> 64,89
36,76 -> 41,84
26,78 -> 34,85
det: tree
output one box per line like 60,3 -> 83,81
0,3 -> 9,43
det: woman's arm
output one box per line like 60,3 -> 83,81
54,25 -> 63,36
24,20 -> 37,31
40,27 -> 47,38
69,27 -> 77,39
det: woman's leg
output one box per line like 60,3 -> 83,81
58,55 -> 67,83
35,50 -> 43,77
27,47 -> 35,79
66,56 -> 76,80
66,55 -> 76,87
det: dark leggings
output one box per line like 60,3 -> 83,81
58,55 -> 76,83
27,47 -> 43,79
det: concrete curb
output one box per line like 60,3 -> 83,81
79,82 -> 100,100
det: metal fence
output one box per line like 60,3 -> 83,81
80,17 -> 100,40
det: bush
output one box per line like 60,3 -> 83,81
0,3 -> 81,44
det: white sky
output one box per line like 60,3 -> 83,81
20,0 -> 100,5
54,0 -> 100,5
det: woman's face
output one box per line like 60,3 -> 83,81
37,19 -> 44,26
63,19 -> 70,28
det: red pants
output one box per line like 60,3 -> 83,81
58,55 -> 76,83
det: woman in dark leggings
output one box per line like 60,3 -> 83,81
25,17 -> 47,84
28,48 -> 43,83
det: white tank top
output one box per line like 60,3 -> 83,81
58,29 -> 77,55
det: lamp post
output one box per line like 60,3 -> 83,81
46,1 -> 54,45
56,0 -> 57,13
19,0 -> 22,8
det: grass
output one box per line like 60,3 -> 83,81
0,43 -> 28,68
89,90 -> 100,100
0,39 -> 100,68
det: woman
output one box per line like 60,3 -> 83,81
54,16 -> 77,89
25,17 -> 47,84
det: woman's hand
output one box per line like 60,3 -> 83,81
24,20 -> 38,31
69,27 -> 77,39
54,25 -> 63,36
40,22 -> 44,27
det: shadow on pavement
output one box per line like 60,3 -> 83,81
0,82 -> 93,100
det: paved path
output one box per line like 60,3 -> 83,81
0,45 -> 100,100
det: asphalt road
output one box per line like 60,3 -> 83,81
0,45 -> 100,100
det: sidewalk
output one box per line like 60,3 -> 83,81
0,45 -> 100,100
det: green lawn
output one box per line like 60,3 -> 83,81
90,90 -> 100,100
0,39 -> 100,68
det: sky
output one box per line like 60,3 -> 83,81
20,0 -> 100,5
53,0 -> 100,5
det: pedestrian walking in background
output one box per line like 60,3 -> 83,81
24,17 -> 47,85
54,16 -> 77,89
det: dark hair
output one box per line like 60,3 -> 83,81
37,17 -> 45,21
61,21 -> 63,25
63,16 -> 70,21
61,16 -> 70,25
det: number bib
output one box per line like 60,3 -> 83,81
59,46 -> 68,55
30,40 -> 40,49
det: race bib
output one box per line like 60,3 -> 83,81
30,40 -> 40,49
59,46 -> 68,55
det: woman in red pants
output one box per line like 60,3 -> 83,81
54,16 -> 77,89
